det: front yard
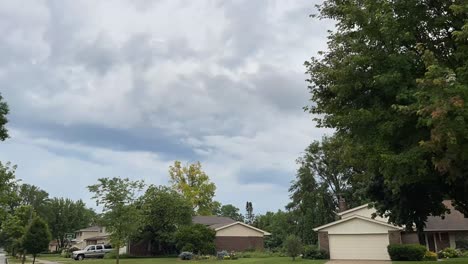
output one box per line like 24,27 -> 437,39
8,255 -> 468,264
8,256 -> 327,264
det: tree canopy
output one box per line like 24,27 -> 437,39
88,177 -> 145,264
218,204 -> 244,222
306,0 -> 468,241
169,161 -> 217,216
22,217 -> 51,264
138,185 -> 193,255
0,93 -> 9,141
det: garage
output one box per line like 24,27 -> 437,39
314,213 -> 403,261
329,234 -> 390,260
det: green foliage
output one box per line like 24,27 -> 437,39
0,162 -> 19,223
302,245 -> 328,260
254,210 -> 296,250
174,224 -> 216,255
138,185 -> 192,255
455,239 -> 468,250
88,177 -> 145,264
0,93 -> 9,141
387,244 -> 427,261
169,161 -> 217,216
45,198 -> 96,249
0,205 -> 35,255
245,202 -> 254,225
423,251 -> 438,261
306,0 -> 468,235
219,204 -> 244,222
288,136 -> 362,245
437,247 -> 461,259
284,235 -> 302,261
22,217 -> 52,262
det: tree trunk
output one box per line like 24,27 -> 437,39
116,243 -> 120,264
21,251 -> 26,264
32,255 -> 36,264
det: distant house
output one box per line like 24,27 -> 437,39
313,200 -> 468,260
48,240 -> 59,252
192,216 -> 271,252
72,226 -> 110,249
129,216 -> 270,255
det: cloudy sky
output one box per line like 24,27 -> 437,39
0,0 -> 333,213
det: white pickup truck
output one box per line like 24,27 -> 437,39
72,244 -> 113,260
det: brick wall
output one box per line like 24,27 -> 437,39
318,231 -> 329,253
215,237 -> 264,252
388,231 -> 402,244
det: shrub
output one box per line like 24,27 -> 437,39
175,224 -> 216,255
302,245 -> 329,259
179,252 -> 193,260
284,235 -> 302,261
61,250 -> 70,258
387,244 -> 427,261
423,251 -> 437,261
456,240 -> 468,250
437,247 -> 461,258
217,250 -> 229,260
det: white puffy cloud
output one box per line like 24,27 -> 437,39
0,0 -> 333,213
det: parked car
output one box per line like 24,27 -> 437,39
72,244 -> 113,260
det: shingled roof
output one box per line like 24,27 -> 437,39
425,200 -> 468,231
192,216 -> 236,229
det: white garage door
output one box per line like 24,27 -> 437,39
329,234 -> 390,260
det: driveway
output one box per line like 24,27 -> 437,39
326,261 -> 391,264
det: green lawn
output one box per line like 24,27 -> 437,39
8,256 -> 327,264
9,255 -> 468,264
393,258 -> 468,264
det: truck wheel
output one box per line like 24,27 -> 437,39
78,255 -> 84,261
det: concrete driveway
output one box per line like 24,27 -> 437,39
326,261 -> 391,264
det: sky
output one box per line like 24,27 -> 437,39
0,0 -> 334,214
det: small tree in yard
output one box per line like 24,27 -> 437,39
22,217 -> 51,264
88,177 -> 145,264
284,235 -> 302,261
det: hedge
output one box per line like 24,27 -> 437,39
387,244 -> 427,261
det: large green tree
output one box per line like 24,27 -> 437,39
0,93 -> 9,141
169,161 -> 217,216
306,0 -> 468,242
0,205 -> 34,256
218,204 -> 244,222
45,198 -> 96,249
287,155 -> 336,245
138,185 -> 192,255
22,217 -> 51,264
88,177 -> 145,264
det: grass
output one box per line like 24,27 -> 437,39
393,257 -> 468,264
8,256 -> 327,264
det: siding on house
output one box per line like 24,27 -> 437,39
216,224 -> 264,237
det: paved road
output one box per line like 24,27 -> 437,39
0,252 -> 5,264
